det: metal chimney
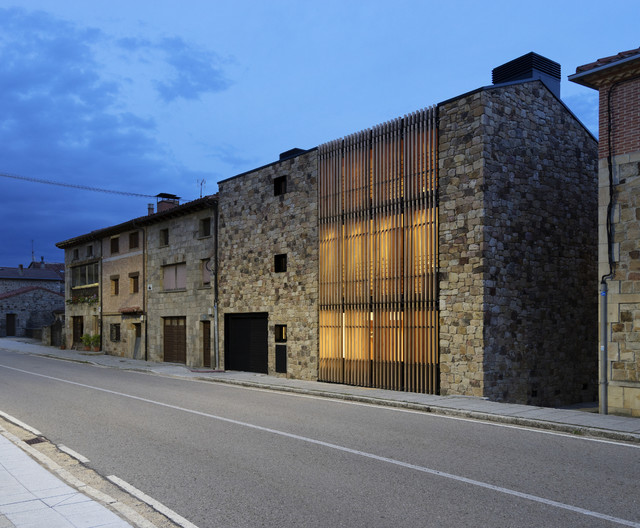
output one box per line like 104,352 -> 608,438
492,52 -> 561,98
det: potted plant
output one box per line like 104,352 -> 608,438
81,334 -> 92,351
90,334 -> 101,352
59,334 -> 66,350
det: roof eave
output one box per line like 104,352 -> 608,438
569,53 -> 640,89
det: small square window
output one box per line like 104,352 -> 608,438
274,176 -> 287,196
274,254 -> 287,273
275,324 -> 287,343
129,231 -> 139,249
110,324 -> 121,342
160,228 -> 169,247
111,277 -> 119,296
199,218 -> 211,238
111,237 -> 120,254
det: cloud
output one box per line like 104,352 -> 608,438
0,7 -> 231,265
116,35 -> 231,102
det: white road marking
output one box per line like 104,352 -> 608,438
1,363 -> 639,527
58,444 -> 90,463
0,409 -> 42,435
108,475 -> 199,528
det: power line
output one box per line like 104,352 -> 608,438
0,171 -> 156,198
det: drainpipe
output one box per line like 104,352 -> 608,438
599,282 -> 608,415
213,203 -> 219,369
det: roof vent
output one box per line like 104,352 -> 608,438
279,148 -> 306,161
492,52 -> 561,98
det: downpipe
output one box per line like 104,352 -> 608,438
600,282 -> 608,415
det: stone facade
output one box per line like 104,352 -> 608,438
0,287 -> 64,337
439,81 -> 598,405
570,48 -> 640,416
145,199 -> 217,367
61,240 -> 102,348
101,229 -> 145,358
217,150 -> 319,379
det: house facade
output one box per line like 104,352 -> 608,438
145,196 -> 217,368
570,47 -> 640,416
57,53 -> 598,407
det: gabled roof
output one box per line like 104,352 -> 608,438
56,194 -> 218,249
0,267 -> 64,281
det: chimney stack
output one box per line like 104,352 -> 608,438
18,264 -> 23,275
156,193 -> 180,213
148,203 -> 154,215
492,52 -> 561,99
40,256 -> 45,269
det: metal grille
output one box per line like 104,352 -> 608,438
318,107 -> 438,393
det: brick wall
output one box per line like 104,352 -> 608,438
217,150 -> 319,379
598,76 -> 640,158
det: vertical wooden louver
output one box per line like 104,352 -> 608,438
318,107 -> 438,393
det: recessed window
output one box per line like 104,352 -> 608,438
110,324 -> 121,342
72,249 -> 79,261
201,258 -> 211,286
110,237 -> 120,255
163,263 -> 186,290
129,273 -> 139,294
274,254 -> 287,273
129,231 -> 139,250
275,324 -> 287,343
86,245 -> 93,258
160,228 -> 169,247
199,218 -> 211,238
274,175 -> 287,196
110,276 -> 119,296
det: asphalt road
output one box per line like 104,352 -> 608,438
0,348 -> 638,528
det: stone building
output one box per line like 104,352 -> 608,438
217,149 -> 318,378
144,196 -> 217,368
0,263 -> 64,338
219,53 -> 597,406
570,46 -> 640,416
57,194 -> 217,364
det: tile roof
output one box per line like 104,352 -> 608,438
575,46 -> 640,74
0,267 -> 64,281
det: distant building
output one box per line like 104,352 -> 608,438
570,46 -> 640,416
0,261 -> 64,339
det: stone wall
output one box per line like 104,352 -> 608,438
145,204 -> 216,367
217,150 -> 319,379
602,151 -> 640,416
0,288 -> 64,337
439,81 -> 598,405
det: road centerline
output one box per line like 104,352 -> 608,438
1,362 -> 638,528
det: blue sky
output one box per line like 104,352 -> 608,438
0,0 -> 636,265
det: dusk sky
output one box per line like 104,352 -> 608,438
0,0 -> 636,265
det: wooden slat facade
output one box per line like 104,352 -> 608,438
318,107 -> 438,393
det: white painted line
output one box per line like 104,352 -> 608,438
2,364 -> 639,527
194,380 -> 640,448
58,444 -> 90,464
108,475 -> 199,528
0,409 -> 42,435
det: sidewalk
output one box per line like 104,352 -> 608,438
2,337 -> 639,444
0,430 -> 131,528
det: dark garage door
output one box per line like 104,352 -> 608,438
164,317 -> 186,364
225,313 -> 268,373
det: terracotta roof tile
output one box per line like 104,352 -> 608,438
576,47 -> 640,74
0,286 -> 65,300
